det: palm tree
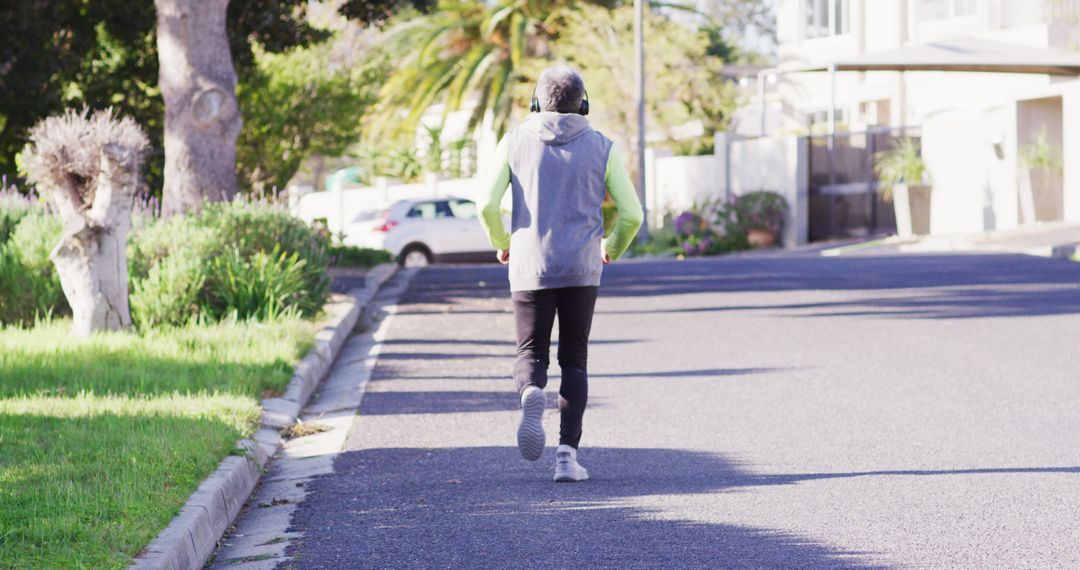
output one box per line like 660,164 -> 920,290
370,0 -> 613,141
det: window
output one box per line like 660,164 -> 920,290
447,199 -> 478,219
916,0 -> 947,21
916,0 -> 976,22
805,0 -> 849,39
954,0 -> 977,16
807,109 -> 848,132
859,100 -> 891,127
407,201 -> 453,219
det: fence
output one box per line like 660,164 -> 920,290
807,127 -> 920,241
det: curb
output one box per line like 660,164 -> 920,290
131,263 -> 399,570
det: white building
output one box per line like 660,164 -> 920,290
735,0 -> 1080,238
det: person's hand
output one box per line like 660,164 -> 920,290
601,251 -> 611,265
497,249 -> 510,264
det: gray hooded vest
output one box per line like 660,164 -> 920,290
505,112 -> 614,292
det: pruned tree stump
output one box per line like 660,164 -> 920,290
20,109 -> 149,337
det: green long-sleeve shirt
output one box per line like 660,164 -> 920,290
478,137 -> 644,260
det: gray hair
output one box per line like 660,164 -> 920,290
536,66 -> 586,114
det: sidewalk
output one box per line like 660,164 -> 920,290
822,222 -> 1080,260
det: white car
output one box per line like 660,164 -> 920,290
342,197 -> 497,267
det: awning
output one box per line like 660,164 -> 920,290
794,36 -> 1080,76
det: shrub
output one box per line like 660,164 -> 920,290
735,191 -> 786,232
718,191 -> 787,240
672,211 -> 716,257
329,244 -> 392,268
129,248 -> 207,328
874,138 -> 928,199
630,220 -> 681,257
205,246 -> 311,321
129,201 -> 331,328
0,191 -> 40,245
0,212 -> 67,325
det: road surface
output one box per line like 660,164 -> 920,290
287,252 -> 1080,568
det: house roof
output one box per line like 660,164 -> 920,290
794,36 -> 1080,76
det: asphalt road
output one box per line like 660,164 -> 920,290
287,252 -> 1080,569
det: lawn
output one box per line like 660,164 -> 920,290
0,319 -> 315,569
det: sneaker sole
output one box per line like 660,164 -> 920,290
554,469 -> 589,483
517,389 -> 546,461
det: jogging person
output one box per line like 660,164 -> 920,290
478,66 -> 643,482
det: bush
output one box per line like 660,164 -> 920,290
0,212 -> 67,325
129,248 -> 207,328
672,211 -> 716,256
0,200 -> 332,328
718,191 -> 787,245
129,201 -> 331,328
329,244 -> 392,268
205,246 -> 311,321
0,192 -> 40,245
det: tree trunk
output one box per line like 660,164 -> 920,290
49,144 -> 139,336
155,0 -> 241,215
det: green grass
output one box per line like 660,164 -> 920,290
0,318 -> 314,569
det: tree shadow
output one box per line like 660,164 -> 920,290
367,364 -> 782,383
358,390 -> 520,415
599,254 -> 1080,298
598,286 -> 1080,319
402,255 -> 1080,319
381,338 -> 641,346
287,446 -> 888,569
377,351 -> 511,361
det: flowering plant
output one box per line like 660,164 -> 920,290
671,210 -> 717,256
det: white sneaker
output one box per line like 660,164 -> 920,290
517,386 -> 546,461
553,444 -> 589,482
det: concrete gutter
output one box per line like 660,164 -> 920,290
130,263 -> 398,570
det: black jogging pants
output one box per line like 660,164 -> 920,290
511,285 -> 598,449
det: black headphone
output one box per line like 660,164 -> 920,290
530,86 -> 590,116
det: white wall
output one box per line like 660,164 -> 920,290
921,105 -> 1018,234
645,134 -> 810,247
1065,85 -> 1080,223
293,177 -> 480,235
649,154 -> 726,224
729,136 -> 810,246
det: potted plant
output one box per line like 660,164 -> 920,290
726,191 -> 787,248
874,138 -> 931,238
1018,128 -> 1064,224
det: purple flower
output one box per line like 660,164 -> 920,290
673,212 -> 701,237
681,242 -> 695,255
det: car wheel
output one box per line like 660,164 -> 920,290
400,245 -> 432,268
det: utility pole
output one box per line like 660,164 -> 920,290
634,0 -> 649,240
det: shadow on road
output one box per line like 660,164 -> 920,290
368,363 -> 783,384
402,255 -> 1080,319
287,446 -> 887,569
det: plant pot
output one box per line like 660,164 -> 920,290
747,228 -> 777,249
1021,168 -> 1064,223
893,183 -> 931,238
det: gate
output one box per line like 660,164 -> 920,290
807,127 -> 920,241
